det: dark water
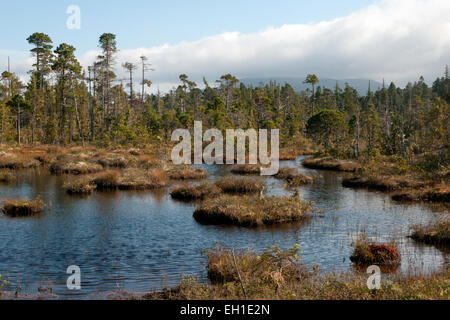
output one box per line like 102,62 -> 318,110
0,157 -> 448,299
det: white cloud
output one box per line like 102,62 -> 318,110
2,0 -> 450,92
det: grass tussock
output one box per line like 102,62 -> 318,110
193,195 -> 312,227
350,234 -> 401,266
0,153 -> 40,170
166,166 -> 207,180
63,177 -> 96,195
1,196 -> 44,217
343,176 -> 425,192
411,219 -> 450,246
141,247 -> 449,300
50,154 -> 103,175
230,164 -> 261,175
170,183 -> 221,201
275,168 -> 314,186
392,186 -> 450,203
303,157 -> 361,172
117,169 -> 166,190
91,170 -> 121,190
215,177 -> 263,194
0,170 -> 15,183
96,154 -> 129,169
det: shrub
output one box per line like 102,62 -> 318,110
350,234 -> 400,265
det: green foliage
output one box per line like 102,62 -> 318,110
306,109 -> 347,152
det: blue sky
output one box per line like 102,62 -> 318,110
1,0 -> 449,90
2,0 -> 374,54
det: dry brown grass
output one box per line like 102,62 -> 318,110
96,154 -> 129,169
170,183 -> 221,201
275,168 -> 314,186
141,247 -> 449,300
303,157 -> 361,172
1,196 -> 44,217
166,166 -> 207,180
118,169 -> 166,190
411,218 -> 450,246
193,195 -> 312,227
392,186 -> 450,203
0,152 -> 40,170
63,177 -> 96,195
91,170 -> 121,190
230,164 -> 261,175
343,176 -> 426,192
50,153 -> 103,175
215,177 -> 263,194
0,170 -> 15,183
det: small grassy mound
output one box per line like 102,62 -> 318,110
1,196 -> 44,217
230,164 -> 261,175
91,170 -> 121,190
215,177 -> 263,194
166,166 -> 207,180
392,186 -> 450,203
411,219 -> 450,246
50,155 -> 103,175
96,154 -> 129,169
193,195 -> 312,227
303,157 -> 360,172
206,246 -> 307,285
63,177 -> 96,195
343,175 -> 425,192
350,234 -> 400,266
0,153 -> 40,170
170,183 -> 221,201
118,169 -> 166,190
275,168 -> 314,186
0,170 -> 15,183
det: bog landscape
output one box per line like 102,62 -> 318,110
0,1 -> 449,301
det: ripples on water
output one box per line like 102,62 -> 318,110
0,157 -> 448,299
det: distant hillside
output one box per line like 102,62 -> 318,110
240,77 -> 383,95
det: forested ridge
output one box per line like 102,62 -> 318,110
0,33 -> 448,165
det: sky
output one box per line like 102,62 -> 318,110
1,0 -> 449,92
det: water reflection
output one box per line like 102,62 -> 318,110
0,157 -> 448,299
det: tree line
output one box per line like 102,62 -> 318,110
0,32 -> 448,163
